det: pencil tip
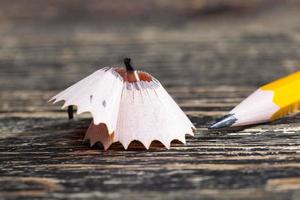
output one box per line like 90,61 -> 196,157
209,114 -> 237,129
124,57 -> 134,71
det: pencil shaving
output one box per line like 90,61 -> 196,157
50,58 -> 195,150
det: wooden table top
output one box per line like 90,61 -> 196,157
1,1 -> 300,200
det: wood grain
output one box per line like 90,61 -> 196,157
1,86 -> 300,200
1,1 -> 300,200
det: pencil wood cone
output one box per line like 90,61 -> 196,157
210,71 -> 300,128
50,58 -> 195,150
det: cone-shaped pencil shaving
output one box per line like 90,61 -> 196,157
50,58 -> 195,150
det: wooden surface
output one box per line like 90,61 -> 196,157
1,1 -> 300,200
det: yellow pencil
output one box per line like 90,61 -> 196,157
210,71 -> 300,129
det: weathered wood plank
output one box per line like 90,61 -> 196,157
1,86 -> 300,200
1,1 -> 300,199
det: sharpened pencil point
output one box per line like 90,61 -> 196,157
209,114 -> 237,129
124,57 -> 135,71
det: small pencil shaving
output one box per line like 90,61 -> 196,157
50,58 -> 195,150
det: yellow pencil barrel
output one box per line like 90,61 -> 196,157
261,71 -> 300,120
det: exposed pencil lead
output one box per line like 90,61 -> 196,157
209,114 -> 237,129
68,105 -> 74,120
124,57 -> 135,71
